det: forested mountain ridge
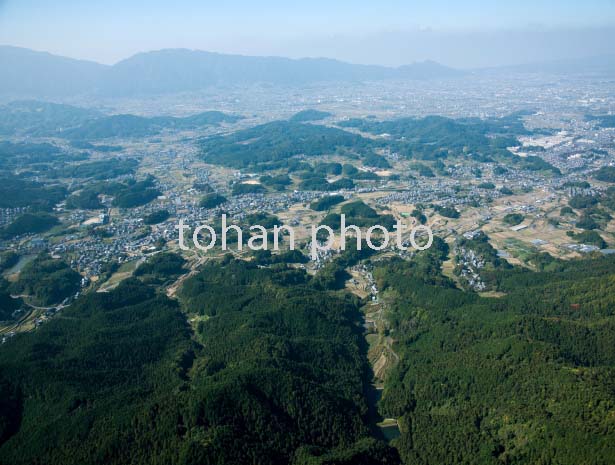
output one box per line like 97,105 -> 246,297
374,247 -> 615,465
198,113 -> 560,175
0,256 -> 399,465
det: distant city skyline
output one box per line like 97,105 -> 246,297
1,0 -> 615,68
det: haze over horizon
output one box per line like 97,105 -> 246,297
1,0 -> 615,68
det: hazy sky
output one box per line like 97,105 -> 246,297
1,0 -> 615,67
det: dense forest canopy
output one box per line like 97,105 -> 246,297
289,109 -> 332,122
197,113 -> 561,176
0,213 -> 59,239
0,178 -> 67,210
338,114 -> 560,174
9,254 -> 80,306
374,247 -> 615,465
62,111 -> 241,140
200,120 -> 378,170
0,258 -> 399,465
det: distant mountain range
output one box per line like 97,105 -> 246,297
2,45 -> 614,99
104,50 -> 463,95
0,46 -> 462,98
0,46 -> 106,98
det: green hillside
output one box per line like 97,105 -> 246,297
374,248 -> 615,464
